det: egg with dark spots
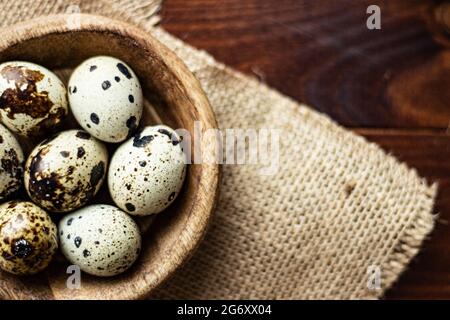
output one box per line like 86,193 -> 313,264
59,204 -> 141,277
24,130 -> 108,213
108,125 -> 186,216
68,56 -> 143,143
0,61 -> 68,137
0,201 -> 58,275
0,124 -> 24,201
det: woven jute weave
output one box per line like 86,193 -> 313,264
0,0 -> 437,299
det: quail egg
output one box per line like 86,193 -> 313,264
0,124 -> 24,200
24,130 -> 108,213
108,125 -> 186,216
59,204 -> 142,277
0,61 -> 68,137
68,56 -> 143,143
0,201 -> 58,275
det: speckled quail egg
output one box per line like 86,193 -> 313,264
68,56 -> 143,143
0,201 -> 58,275
24,130 -> 108,213
59,204 -> 141,277
108,125 -> 186,216
0,61 -> 68,137
0,124 -> 24,200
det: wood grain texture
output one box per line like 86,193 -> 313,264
161,0 -> 450,299
0,14 -> 220,300
162,0 -> 447,128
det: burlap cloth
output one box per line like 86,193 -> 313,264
0,0 -> 437,300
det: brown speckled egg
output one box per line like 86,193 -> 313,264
24,130 -> 108,213
59,204 -> 141,277
0,201 -> 58,275
0,61 -> 68,137
0,124 -> 24,200
108,125 -> 186,216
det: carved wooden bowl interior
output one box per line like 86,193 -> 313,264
0,14 -> 220,300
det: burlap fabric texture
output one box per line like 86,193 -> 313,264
0,0 -> 437,299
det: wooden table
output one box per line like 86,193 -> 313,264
161,0 -> 450,299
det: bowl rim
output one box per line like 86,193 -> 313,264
0,13 -> 221,300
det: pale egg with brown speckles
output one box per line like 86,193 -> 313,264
0,124 -> 24,201
0,201 -> 58,275
59,204 -> 142,277
24,130 -> 108,213
108,125 -> 186,216
0,61 -> 68,137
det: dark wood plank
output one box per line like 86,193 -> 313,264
162,0 -> 448,128
355,129 -> 450,299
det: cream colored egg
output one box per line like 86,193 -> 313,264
108,125 -> 186,216
0,124 -> 24,200
24,130 -> 108,213
68,56 -> 143,143
0,61 -> 68,137
59,204 -> 141,277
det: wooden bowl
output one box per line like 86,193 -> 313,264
0,14 -> 220,300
